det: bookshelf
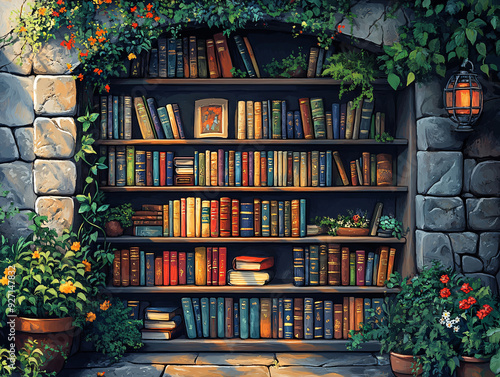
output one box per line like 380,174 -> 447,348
96,48 -> 416,350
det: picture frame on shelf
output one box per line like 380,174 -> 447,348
194,98 -> 229,138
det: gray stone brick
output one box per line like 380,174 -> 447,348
416,230 -> 454,272
0,73 -> 34,126
467,198 -> 500,231
196,353 -> 275,366
14,126 -> 35,162
0,127 -> 19,162
448,232 -> 478,255
416,195 -> 465,231
0,160 -> 35,209
417,117 -> 463,150
461,255 -> 483,273
417,152 -> 462,195
470,161 -> 500,197
164,365 -> 270,377
463,159 -> 477,193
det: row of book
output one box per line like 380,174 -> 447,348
125,33 -> 330,79
293,245 -> 396,287
104,147 -> 394,187
179,296 -> 385,340
235,98 -> 384,140
129,199 -> 307,238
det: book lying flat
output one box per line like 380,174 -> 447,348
144,315 -> 182,330
141,326 -> 183,340
145,306 -> 182,321
228,269 -> 274,286
232,256 -> 274,271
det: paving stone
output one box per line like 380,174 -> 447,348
464,98 -> 500,159
0,127 -> 19,162
270,365 -> 394,377
58,362 -> 164,377
0,160 -> 35,209
35,196 -> 74,235
462,255 -> 483,273
64,352 -> 114,369
33,159 -> 76,195
33,32 -> 80,74
0,73 -> 34,126
34,117 -> 77,158
416,230 -> 454,272
196,352 -> 276,366
163,365 -> 270,377
470,161 -> 500,196
121,352 -> 198,365
463,159 -> 477,193
417,151 -> 462,195
14,126 -> 35,162
416,117 -> 464,151
416,195 -> 465,231
467,198 -> 500,231
478,232 -> 500,275
276,352 -> 376,367
34,75 -> 76,116
375,354 -> 390,366
415,81 -> 447,119
448,232 -> 478,255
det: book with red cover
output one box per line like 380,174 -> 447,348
219,197 -> 231,237
242,152 -> 249,186
341,247 -> 350,286
299,98 -> 314,139
231,199 -> 239,237
154,257 -> 163,286
334,303 -> 343,339
342,297 -> 349,339
162,251 -> 170,286
225,297 -> 234,338
218,247 -> 227,286
113,250 -> 121,286
159,152 -> 166,186
349,297 -> 355,337
181,198 -> 186,237
260,155 -> 267,186
253,198 -> 261,236
287,152 -> 293,186
350,161 -> 358,186
232,256 -> 275,271
182,37 -> 189,78
218,149 -> 225,187
146,151 -> 153,186
178,252 -> 187,285
121,249 -> 130,287
210,200 -> 219,237
362,152 -> 370,186
328,244 -> 341,285
213,32 -> 233,77
206,39 -> 220,78
293,297 -> 304,339
170,251 -> 178,286
355,250 -> 366,286
211,247 -> 219,285
206,247 -> 212,286
130,247 -> 140,286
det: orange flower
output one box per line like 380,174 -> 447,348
59,7 -> 66,12
57,0 -> 64,5
130,6 -> 137,12
66,63 -> 72,71
88,36 -> 97,46
39,8 -> 46,16
78,73 -> 84,81
103,0 -> 112,3
97,372 -> 105,376
94,68 -> 103,75
82,259 -> 91,272
4,267 -> 13,276
96,28 -> 106,37
440,275 -> 450,284
154,16 -> 160,22
100,300 -> 111,311
146,3 -> 153,11
19,26 -> 26,32
104,84 -> 110,92
0,276 -> 8,286
86,312 -> 96,322
352,214 -> 360,223
440,288 -> 451,298
59,281 -> 76,294
98,37 -> 106,43
32,250 -> 40,259
128,53 -> 137,60
131,22 -> 138,29
146,12 -> 153,18
71,241 -> 81,251
67,23 -> 73,29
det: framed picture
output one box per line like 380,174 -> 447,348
194,98 -> 228,138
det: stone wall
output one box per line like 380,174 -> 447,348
415,79 -> 500,295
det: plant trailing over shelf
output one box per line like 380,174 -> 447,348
314,209 -> 369,236
263,49 -> 308,78
230,67 -> 249,78
375,132 -> 394,143
378,215 -> 408,240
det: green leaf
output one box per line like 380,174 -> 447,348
387,73 -> 401,90
435,4 -> 444,13
422,0 -> 431,8
407,72 -> 415,86
481,63 -> 490,76
89,113 -> 99,122
77,116 -> 86,123
476,42 -> 487,56
466,28 -> 477,45
491,352 -> 500,374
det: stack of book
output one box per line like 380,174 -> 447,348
132,205 -> 162,228
112,246 -> 227,287
141,306 -> 183,340
228,256 -> 275,286
293,244 -> 396,287
174,156 -> 194,185
181,296 -> 385,340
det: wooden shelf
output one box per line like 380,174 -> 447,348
97,236 -> 406,244
141,338 -> 381,352
95,139 -> 408,146
101,186 -> 407,193
106,284 -> 400,294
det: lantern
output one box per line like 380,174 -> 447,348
443,60 -> 483,131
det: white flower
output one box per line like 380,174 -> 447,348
453,317 -> 460,324
454,326 -> 460,333
442,311 -> 450,319
439,318 -> 446,325
446,322 -> 453,328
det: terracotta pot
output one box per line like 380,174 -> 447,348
336,227 -> 370,236
105,220 -> 124,237
456,356 -> 494,377
390,352 -> 423,377
15,317 -> 75,374
284,66 -> 306,78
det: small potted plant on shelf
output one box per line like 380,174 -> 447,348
378,215 -> 408,239
314,209 -> 370,236
102,203 -> 134,237
263,49 -> 308,78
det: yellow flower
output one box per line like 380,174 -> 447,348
32,250 -> 40,259
4,267 -> 11,276
82,259 -> 91,272
39,8 -> 46,16
59,281 -> 76,294
0,276 -> 8,286
86,312 -> 96,322
71,241 -> 81,251
100,300 -> 111,311
301,21 -> 307,27
127,53 -> 137,60
66,63 -> 72,71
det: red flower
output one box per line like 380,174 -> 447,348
130,6 -> 137,12
440,288 -> 451,298
104,84 -> 110,92
459,299 -> 471,310
440,275 -> 450,284
353,215 -> 360,223
146,12 -> 153,18
483,304 -> 493,314
154,16 -> 160,22
131,22 -> 138,29
461,283 -> 473,294
94,68 -> 103,75
80,51 -> 88,57
477,309 -> 488,320
57,0 -> 64,5
52,11 -> 59,17
77,73 -> 84,81
146,3 -> 153,11
467,296 -> 477,306
67,24 -> 73,29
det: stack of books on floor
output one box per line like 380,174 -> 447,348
227,256 -> 274,286
141,306 -> 183,340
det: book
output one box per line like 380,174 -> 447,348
141,327 -> 182,340
377,246 -> 390,286
255,102 -> 263,139
218,247 -> 227,286
194,247 -> 207,285
172,104 -> 185,139
355,298 -> 364,331
356,159 -> 363,186
359,99 -> 374,139
307,47 -> 319,77
228,270 -> 273,286
293,247 -> 305,287
372,298 -> 384,328
213,32 -> 233,77
197,38 -> 208,78
343,297 -> 349,339
240,298 -> 249,339
145,306 -> 182,321
240,203 -> 254,237
133,97 -> 155,139
352,99 -> 363,139
369,202 -> 384,236
217,297 -> 224,338
144,316 -> 182,330
116,146 -> 126,187
154,256 -> 162,286
293,297 -> 304,339
182,37 -> 189,78
334,303 -> 343,340
232,256 -> 274,271
158,37 -> 167,78
310,98 -> 326,139
387,247 -> 396,279
249,298 -> 260,339
220,197 -> 231,236
189,36 -> 197,78
113,250 -> 120,286
283,298 -> 293,339
356,250 -> 366,286
332,151 -> 349,186
281,100 -> 287,139
234,35 -> 256,77
278,298 -> 284,338
271,100 -> 281,139
260,298 -> 272,338
210,200 -> 219,237
315,48 -> 325,77
304,297 -> 313,339
328,243 -> 341,285
362,152 -> 370,186
300,199 -> 306,237
170,251 -> 178,286
209,297 -> 217,338
231,199 -> 239,237
181,297 -> 197,339
176,39 -> 183,78
345,101 -> 355,139
376,153 -> 393,186
162,251 -> 169,286
366,252 -> 375,286
243,36 -> 260,77
349,253 -> 356,286
201,297 -> 209,337
120,249 -> 130,287
314,300 -> 324,338
225,297 -> 234,338
206,39 -> 220,78
341,247 -> 350,286
309,245 -> 319,286
299,98 -> 314,139
272,298 -> 278,339
147,98 -> 165,139
372,252 -> 380,288
100,96 -> 107,139
157,107 -> 174,139
319,244 -> 328,285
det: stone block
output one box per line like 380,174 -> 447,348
417,152 -> 462,195
416,117 -> 464,151
270,366 -> 394,377
339,1 -> 385,45
34,75 -> 76,116
415,81 -> 447,119
416,195 -> 465,231
33,34 -> 80,75
0,39 -> 33,75
34,117 -> 77,158
463,159 -> 477,193
467,198 -> 500,231
121,353 -> 197,365
0,0 -> 25,35
0,73 -> 34,126
416,230 -> 454,271
0,127 -> 19,162
464,99 -> 500,158
0,160 -> 35,209
381,8 -> 406,45
461,255 -> 483,273
275,353 -> 376,367
196,353 -> 275,366
35,196 -> 74,235
0,210 -> 32,241
58,362 -> 164,377
478,232 -> 500,275
163,365 -> 269,377
448,232 -> 478,255
33,159 -> 76,195
466,273 -> 498,296
470,161 -> 500,197
14,127 -> 35,162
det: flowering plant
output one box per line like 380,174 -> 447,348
314,210 -> 369,236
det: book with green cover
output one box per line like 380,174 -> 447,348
240,298 -> 249,339
181,297 -> 197,339
350,252 -> 356,286
199,152 -> 206,186
126,146 -> 135,186
217,297 -> 225,338
309,245 -> 319,285
310,98 -> 326,139
249,298 -> 260,339
157,107 -> 174,139
271,100 -> 281,139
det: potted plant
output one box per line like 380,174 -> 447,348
378,215 -> 408,239
314,210 -> 370,236
263,49 -> 308,78
102,203 -> 134,237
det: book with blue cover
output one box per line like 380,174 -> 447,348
267,151 -> 274,186
281,100 -> 287,139
314,300 -> 324,338
217,297 -> 225,338
239,298 -> 249,339
319,151 -> 326,187
201,297 -> 209,338
187,252 -> 194,285
153,151 -> 160,186
235,151 -> 242,186
309,245 -> 319,286
300,199 -> 306,237
304,297 -> 314,339
332,103 -> 340,139
194,151 -> 198,185
305,247 -> 310,285
192,298 -> 203,338
233,302 -> 240,338
283,298 -> 293,339
261,201 -> 270,237
278,201 -> 284,237
181,297 -> 197,339
293,247 -> 305,287
365,251 -> 375,286
249,298 -> 260,339
140,250 -> 145,286
166,151 -> 174,186
262,100 -> 269,139
324,300 -> 333,339
326,150 -> 332,186
240,203 -> 254,237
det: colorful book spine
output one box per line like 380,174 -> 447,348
271,100 -> 281,139
314,300 -> 324,338
181,297 -> 197,339
283,298 -> 293,339
293,297 -> 304,339
324,300 -> 333,339
218,247 -> 227,286
281,100 -> 287,139
234,301 -> 240,338
300,199 -> 306,237
249,298 -> 260,339
240,298 -> 249,339
145,252 -> 154,287
115,146 -> 126,187
240,203 -> 254,237
217,297 -> 224,338
310,98 -> 326,139
293,247 -> 305,287
356,250 -> 366,286
304,297 -> 314,339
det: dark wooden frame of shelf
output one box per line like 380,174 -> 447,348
101,186 -> 407,192
95,139 -> 408,146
